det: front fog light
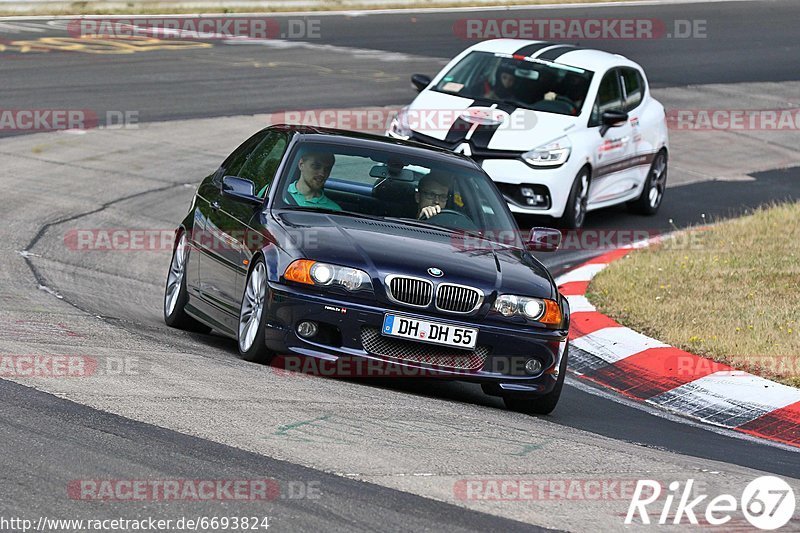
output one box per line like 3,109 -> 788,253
525,358 -> 543,375
297,321 -> 318,338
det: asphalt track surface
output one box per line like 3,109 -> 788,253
0,378 -> 545,532
1,1 -> 800,531
0,0 -> 799,128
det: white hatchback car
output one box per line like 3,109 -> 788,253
387,39 -> 669,228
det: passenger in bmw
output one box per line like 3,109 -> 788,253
415,172 -> 452,219
288,151 -> 341,210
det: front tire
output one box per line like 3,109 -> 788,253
237,258 -> 274,363
628,150 -> 667,215
164,231 -> 211,333
503,345 -> 568,415
559,167 -> 590,229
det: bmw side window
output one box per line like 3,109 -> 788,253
216,131 -> 269,185
589,69 -> 624,127
237,133 -> 289,198
621,68 -> 643,112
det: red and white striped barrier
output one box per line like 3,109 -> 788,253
556,243 -> 800,448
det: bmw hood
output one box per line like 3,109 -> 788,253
403,89 -> 579,152
274,211 -> 556,301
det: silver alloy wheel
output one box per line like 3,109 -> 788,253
574,173 -> 589,227
239,262 -> 266,353
648,154 -> 667,208
164,233 -> 187,317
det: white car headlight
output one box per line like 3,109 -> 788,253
521,136 -> 572,168
386,106 -> 412,140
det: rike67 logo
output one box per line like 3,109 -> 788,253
626,476 -> 796,530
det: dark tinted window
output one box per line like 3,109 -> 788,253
219,130 -> 269,180
432,51 -> 593,116
237,132 -> 289,198
590,69 -> 623,126
621,68 -> 644,111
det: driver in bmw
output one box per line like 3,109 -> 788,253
416,172 -> 452,219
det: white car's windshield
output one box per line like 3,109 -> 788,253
274,140 -> 523,246
433,51 -> 593,116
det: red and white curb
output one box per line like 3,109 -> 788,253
555,245 -> 800,448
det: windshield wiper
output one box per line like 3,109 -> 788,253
498,98 -> 534,110
470,94 -> 533,111
383,217 -> 485,239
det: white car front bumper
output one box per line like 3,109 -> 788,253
481,158 -> 580,219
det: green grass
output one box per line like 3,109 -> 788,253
587,202 -> 800,387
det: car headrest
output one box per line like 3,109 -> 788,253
372,177 -> 419,218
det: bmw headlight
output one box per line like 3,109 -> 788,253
521,136 -> 571,168
386,106 -> 413,140
492,295 -> 562,325
285,259 -> 372,292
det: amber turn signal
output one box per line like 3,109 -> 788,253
284,259 -> 316,285
540,299 -> 563,326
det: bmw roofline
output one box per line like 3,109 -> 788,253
264,123 -> 485,171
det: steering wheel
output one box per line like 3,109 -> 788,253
426,209 -> 480,231
554,95 -> 579,114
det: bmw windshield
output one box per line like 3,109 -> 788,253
432,51 -> 593,116
273,140 -> 524,247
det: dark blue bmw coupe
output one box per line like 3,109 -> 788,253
164,125 -> 570,414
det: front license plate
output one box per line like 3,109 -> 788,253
381,314 -> 478,350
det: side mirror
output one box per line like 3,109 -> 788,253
527,227 -> 562,252
221,176 -> 262,205
411,74 -> 432,92
599,109 -> 629,136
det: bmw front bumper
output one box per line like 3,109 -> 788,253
263,282 -> 569,397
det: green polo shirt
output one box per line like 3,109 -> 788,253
287,181 -> 341,211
